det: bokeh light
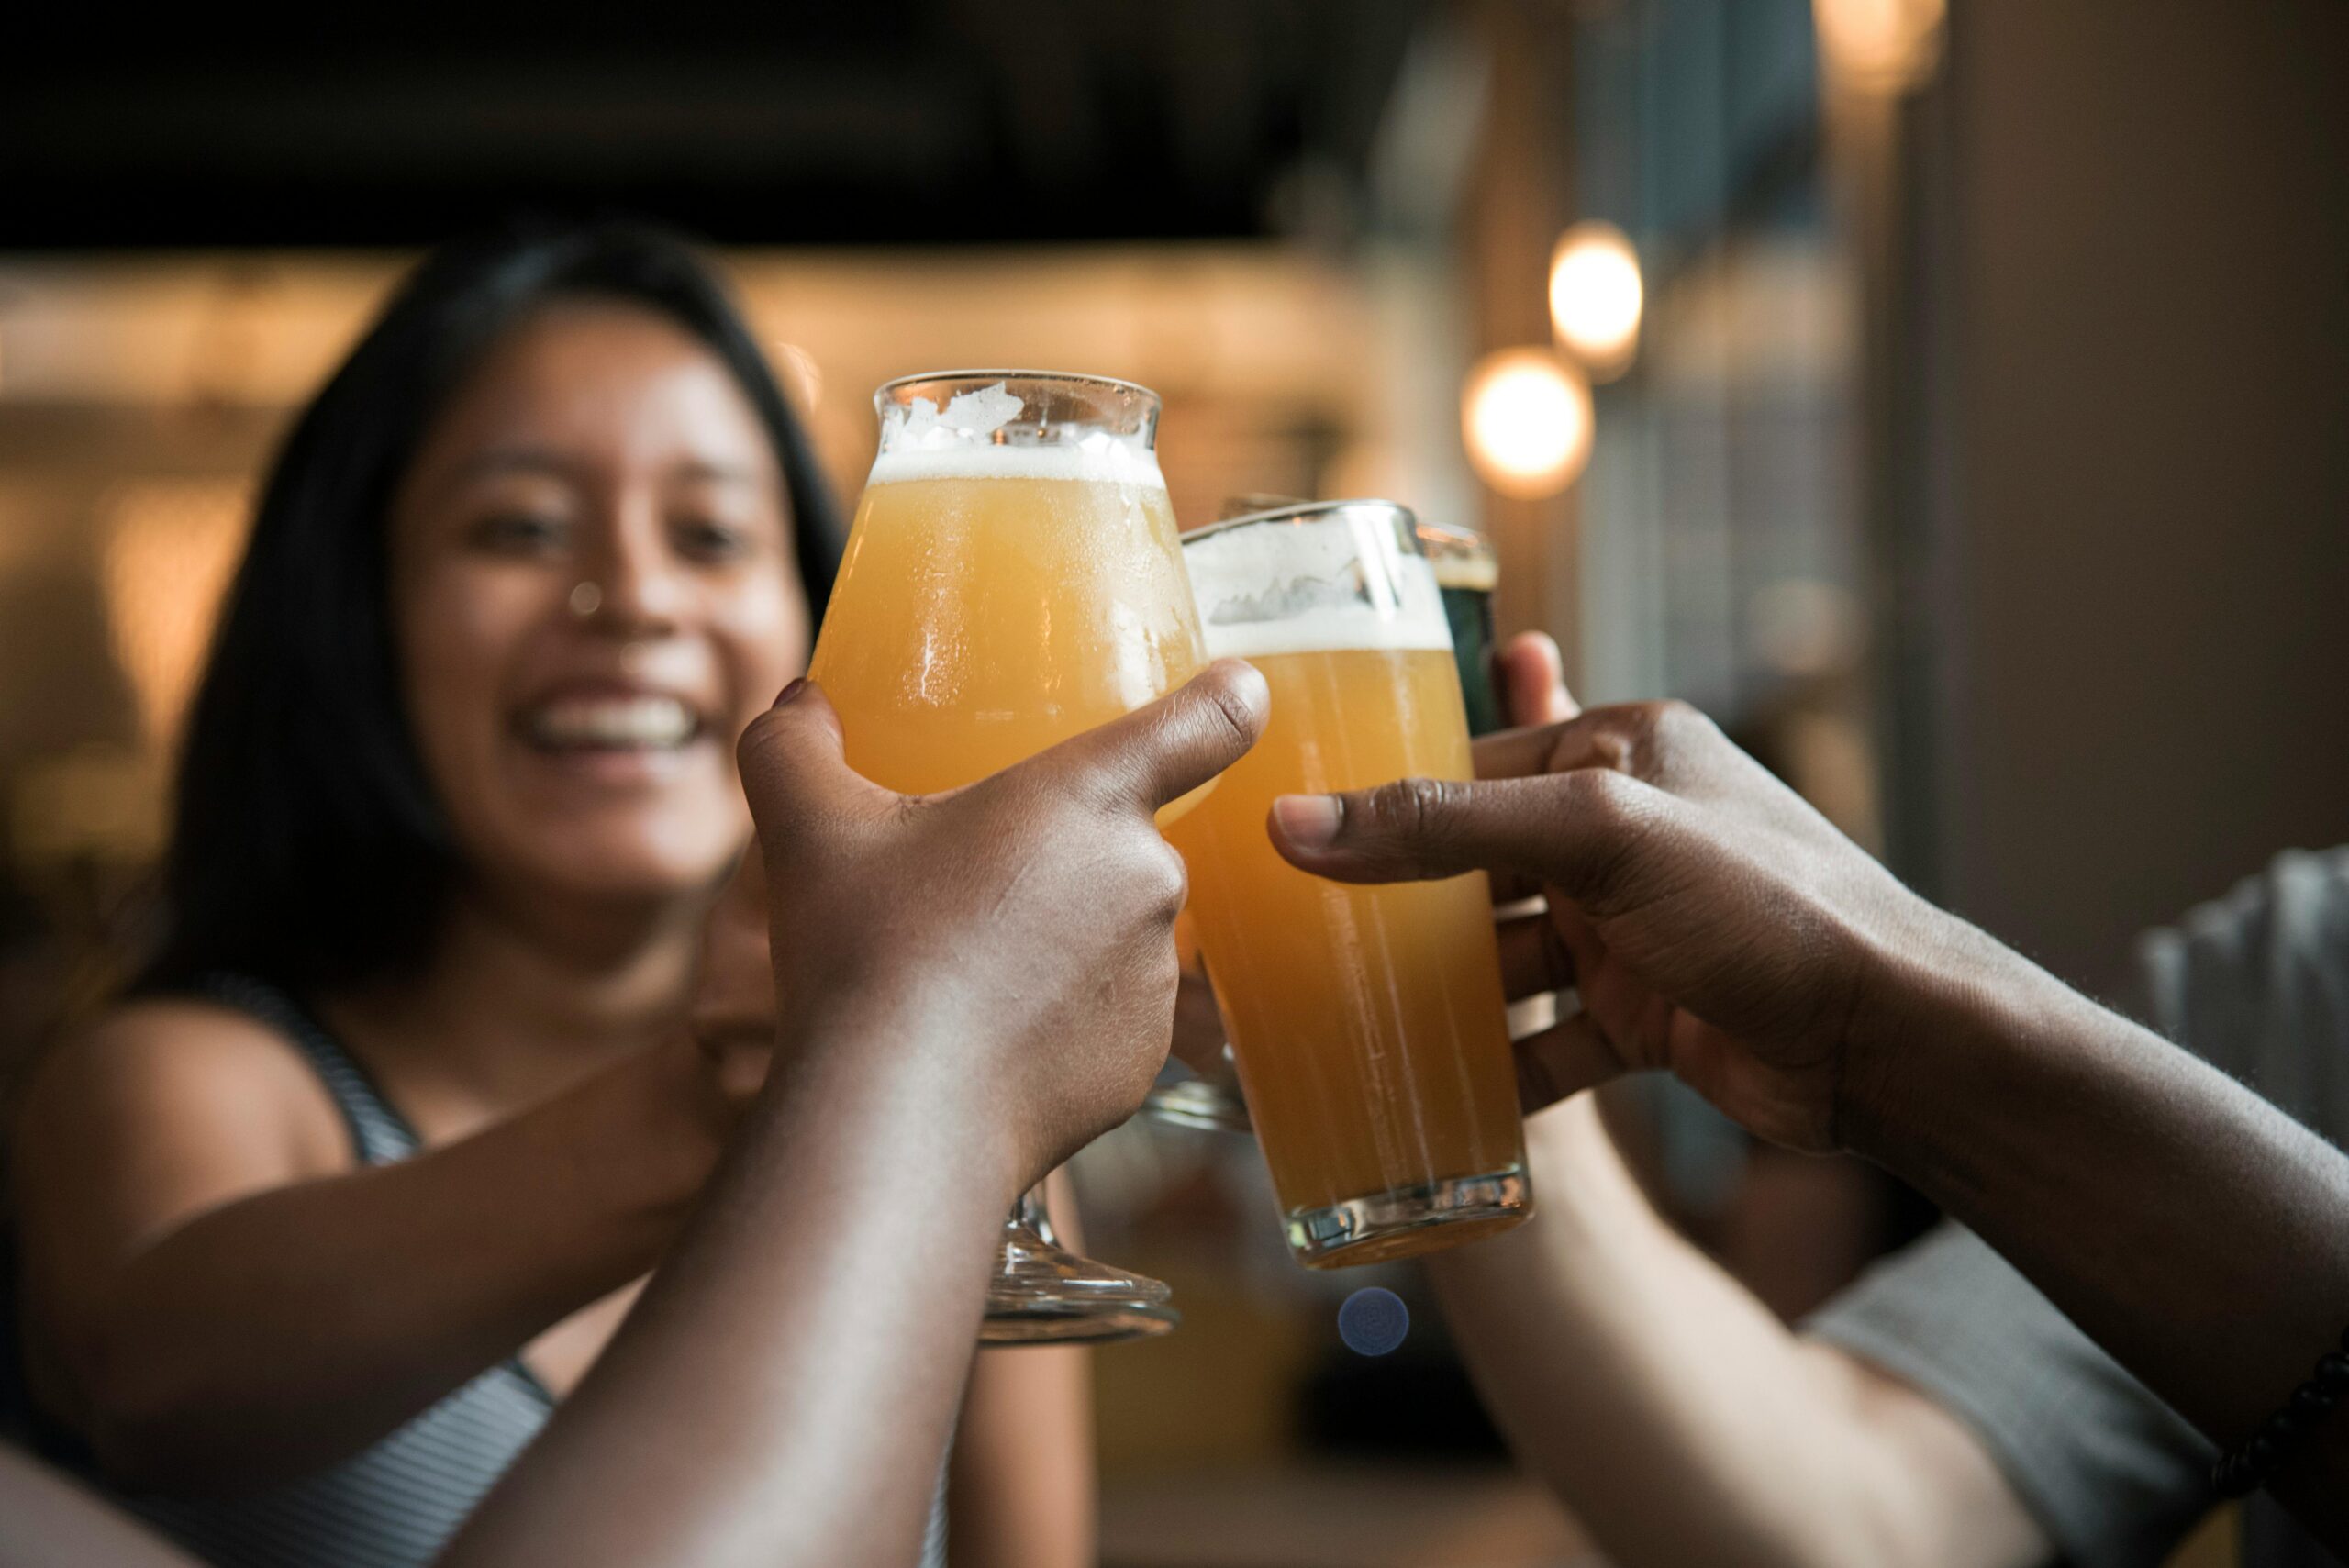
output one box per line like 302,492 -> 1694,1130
1813,0 -> 1945,92
1549,220 -> 1643,378
101,480 -> 252,749
1460,347 -> 1593,499
1337,1287 -> 1410,1356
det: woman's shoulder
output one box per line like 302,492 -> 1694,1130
14,989 -> 351,1179
52,989 -> 326,1091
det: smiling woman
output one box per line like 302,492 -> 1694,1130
384,299 -> 808,912
139,228 -> 839,994
2,223 -> 1088,1568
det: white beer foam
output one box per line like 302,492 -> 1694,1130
866,441 -> 1165,488
868,379 -> 1166,488
899,380 -> 1024,440
1185,515 -> 1453,660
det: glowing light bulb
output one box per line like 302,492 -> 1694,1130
1461,348 -> 1593,500
1549,221 -> 1642,378
1814,0 -> 1944,92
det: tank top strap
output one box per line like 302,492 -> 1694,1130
192,972 -> 423,1165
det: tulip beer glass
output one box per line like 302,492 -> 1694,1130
807,371 -> 1202,1340
1168,501 -> 1530,1266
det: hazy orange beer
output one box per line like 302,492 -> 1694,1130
1170,501 -> 1530,1266
809,389 -> 1199,793
807,372 -> 1203,1340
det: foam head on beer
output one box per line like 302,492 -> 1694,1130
1182,503 -> 1451,662
866,378 -> 1168,489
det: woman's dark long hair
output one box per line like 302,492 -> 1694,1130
141,219 -> 843,995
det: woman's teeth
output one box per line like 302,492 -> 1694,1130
527,695 -> 698,750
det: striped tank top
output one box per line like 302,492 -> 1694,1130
30,973 -> 950,1568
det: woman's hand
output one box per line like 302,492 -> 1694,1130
1267,693 -> 1966,1153
1167,965 -> 1229,1082
690,850 -> 785,1112
719,661 -> 1268,1191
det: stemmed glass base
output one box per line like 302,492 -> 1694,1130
980,1184 -> 1179,1344
1141,1043 -> 1254,1135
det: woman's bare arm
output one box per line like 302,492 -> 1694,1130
9,1007 -> 730,1491
0,1445 -> 203,1568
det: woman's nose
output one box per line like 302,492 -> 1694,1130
585,520 -> 689,636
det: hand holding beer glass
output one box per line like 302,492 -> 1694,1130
1169,502 -> 1531,1265
807,371 -> 1201,1341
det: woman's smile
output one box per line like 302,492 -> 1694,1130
512,681 -> 718,786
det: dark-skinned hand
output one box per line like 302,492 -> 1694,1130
699,660 -> 1269,1190
1268,676 -> 1962,1154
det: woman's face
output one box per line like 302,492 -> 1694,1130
389,300 -> 812,910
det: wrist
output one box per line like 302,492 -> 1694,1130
528,1037 -> 733,1279
635,1033 -> 737,1202
764,989 -> 1030,1212
1835,904 -> 2065,1173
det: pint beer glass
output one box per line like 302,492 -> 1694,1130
807,371 -> 1202,1340
1169,501 -> 1531,1265
1144,508 -> 1508,1139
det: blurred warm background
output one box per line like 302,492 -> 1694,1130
3,4 -> 2343,1565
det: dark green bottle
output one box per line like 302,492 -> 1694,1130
1418,522 -> 1502,738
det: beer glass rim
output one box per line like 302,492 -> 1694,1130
875,368 -> 1159,404
1415,519 -> 1494,555
1184,496 -> 1423,550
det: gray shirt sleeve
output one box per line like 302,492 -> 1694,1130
1805,1226 -> 2212,1568
2134,848 -> 2349,1130
1807,847 -> 2349,1568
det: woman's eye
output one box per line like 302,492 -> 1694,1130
470,513 -> 572,554
674,517 -> 750,562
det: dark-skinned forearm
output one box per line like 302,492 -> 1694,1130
440,1000 -> 1016,1568
61,1038 -> 729,1491
1850,928 -> 2349,1540
948,1166 -> 1096,1568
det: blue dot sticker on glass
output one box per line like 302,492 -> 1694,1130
1338,1286 -> 1410,1356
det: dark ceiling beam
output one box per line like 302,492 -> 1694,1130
0,3 -> 1431,248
